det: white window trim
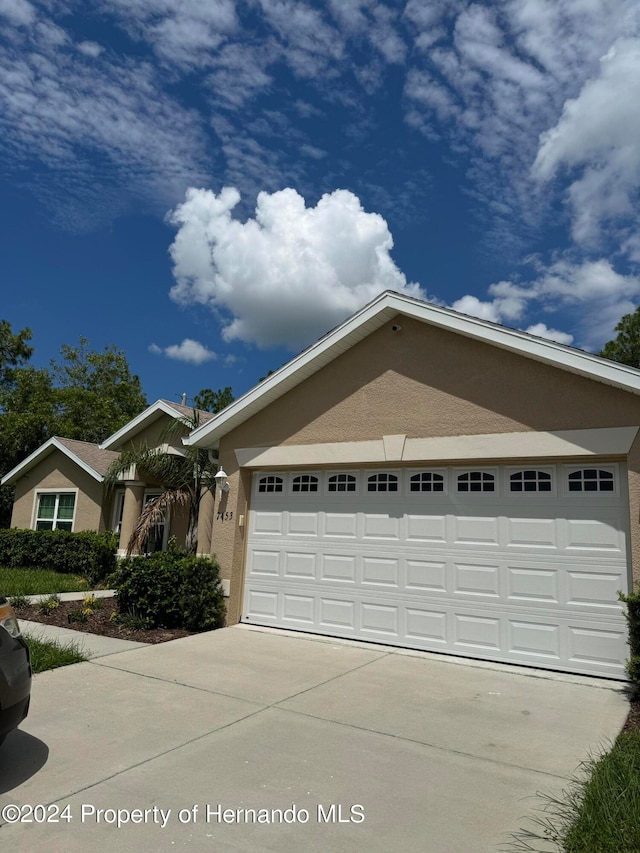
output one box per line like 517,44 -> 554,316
365,470 -> 401,495
111,490 -> 126,535
32,488 -> 79,532
289,471 -> 321,496
324,470 -> 359,496
254,472 -> 286,496
405,468 -> 447,496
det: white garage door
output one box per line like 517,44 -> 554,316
242,464 -> 631,678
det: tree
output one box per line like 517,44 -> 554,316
0,333 -> 147,527
50,337 -> 147,443
105,409 -> 217,555
599,307 -> 640,368
193,386 -> 234,414
0,320 -> 33,388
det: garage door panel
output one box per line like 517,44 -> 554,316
244,464 -> 630,678
405,559 -> 447,592
319,553 -> 357,583
507,567 -> 559,603
453,614 -> 501,651
405,514 -> 447,542
283,552 -> 317,579
506,518 -> 558,549
361,556 -> 400,587
452,516 -> 500,546
361,603 -> 400,637
454,562 -> 501,598
362,513 -> 401,540
508,620 -> 561,659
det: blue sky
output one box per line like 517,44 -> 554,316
2,0 -> 640,408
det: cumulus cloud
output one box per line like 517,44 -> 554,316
149,339 -> 217,364
0,0 -> 35,26
168,186 -> 426,349
524,324 -> 574,346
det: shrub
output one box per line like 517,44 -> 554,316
619,586 -> 640,697
0,529 -> 117,585
113,540 -> 226,632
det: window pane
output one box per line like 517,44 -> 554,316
56,521 -> 73,532
38,494 -> 56,519
36,520 -> 53,530
57,494 -> 75,519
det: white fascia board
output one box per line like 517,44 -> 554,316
186,290 -> 640,448
1,438 -> 104,485
100,400 -> 181,449
233,427 -> 639,468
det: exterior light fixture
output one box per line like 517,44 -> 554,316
214,467 -> 230,492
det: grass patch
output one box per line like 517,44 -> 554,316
507,731 -> 640,852
0,567 -> 89,596
23,633 -> 88,673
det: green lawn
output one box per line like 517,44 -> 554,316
0,567 -> 89,596
23,633 -> 88,673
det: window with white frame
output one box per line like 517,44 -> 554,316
35,492 -> 75,531
367,473 -> 398,492
568,468 -> 615,492
457,471 -> 495,492
410,472 -> 444,492
143,492 -> 166,553
510,470 -> 552,493
328,473 -> 356,492
112,491 -> 126,534
258,475 -> 283,493
292,474 -> 319,492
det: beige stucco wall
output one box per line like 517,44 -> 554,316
10,451 -> 106,532
208,316 -> 640,625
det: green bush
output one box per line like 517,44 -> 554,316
619,586 -> 640,697
0,529 -> 117,585
113,540 -> 226,632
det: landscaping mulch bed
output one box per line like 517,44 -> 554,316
17,597 -> 196,644
622,699 -> 640,734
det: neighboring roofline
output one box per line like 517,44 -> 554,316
187,289 -> 640,449
100,399 -> 200,450
1,437 -> 105,486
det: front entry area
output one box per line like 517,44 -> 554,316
242,464 -> 630,678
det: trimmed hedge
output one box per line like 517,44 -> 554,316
114,541 -> 226,632
620,586 -> 640,696
0,528 -> 117,585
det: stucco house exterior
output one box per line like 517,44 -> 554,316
2,399 -> 214,555
186,290 -> 640,680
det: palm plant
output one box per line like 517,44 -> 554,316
105,410 -> 217,555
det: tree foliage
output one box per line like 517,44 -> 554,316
599,307 -> 640,368
0,326 -> 147,527
193,386 -> 234,413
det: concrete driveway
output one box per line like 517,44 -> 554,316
0,625 -> 629,852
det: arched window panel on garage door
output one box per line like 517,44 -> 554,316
409,471 -> 445,493
257,474 -> 284,494
457,470 -> 496,493
566,466 -> 617,494
291,474 -> 319,493
509,469 -> 553,493
327,473 -> 357,493
367,472 -> 399,492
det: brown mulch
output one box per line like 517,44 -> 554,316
17,597 -> 196,644
622,698 -> 640,733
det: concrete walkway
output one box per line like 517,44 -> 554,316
0,625 -> 629,852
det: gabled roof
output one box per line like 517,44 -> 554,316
187,289 -> 640,449
100,399 -> 215,450
1,437 -> 119,486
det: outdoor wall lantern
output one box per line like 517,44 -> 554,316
214,467 -> 230,493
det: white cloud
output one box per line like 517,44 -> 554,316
534,38 -> 640,249
524,323 -> 574,346
0,0 -> 35,26
77,41 -> 103,58
452,258 -> 640,351
149,339 -> 217,364
168,186 -> 426,349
